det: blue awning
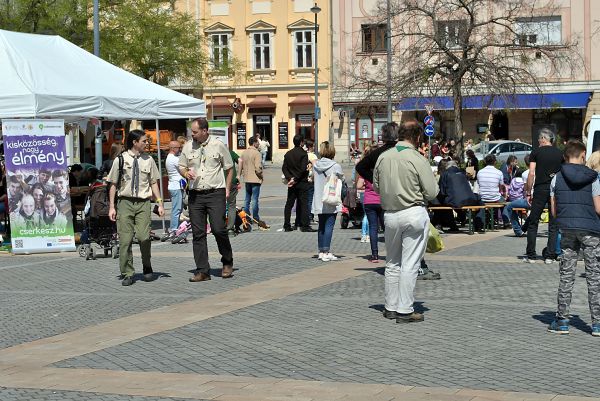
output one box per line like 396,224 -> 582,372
395,92 -> 592,111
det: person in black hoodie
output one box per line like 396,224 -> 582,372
356,122 -> 440,280
282,134 -> 315,232
548,140 -> 600,336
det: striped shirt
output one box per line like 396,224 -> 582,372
477,166 -> 503,202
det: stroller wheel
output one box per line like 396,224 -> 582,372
77,244 -> 88,257
90,247 -> 96,260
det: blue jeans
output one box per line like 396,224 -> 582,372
318,213 -> 337,252
502,198 -> 529,235
244,182 -> 261,221
169,189 -> 183,231
261,151 -> 267,167
360,192 -> 368,235
364,204 -> 384,255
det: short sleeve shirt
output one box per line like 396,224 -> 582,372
106,151 -> 160,199
530,146 -> 563,188
178,137 -> 233,190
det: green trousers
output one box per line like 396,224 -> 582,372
117,198 -> 151,277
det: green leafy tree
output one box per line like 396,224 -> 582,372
97,0 -> 207,87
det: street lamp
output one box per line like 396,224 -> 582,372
311,3 -> 321,149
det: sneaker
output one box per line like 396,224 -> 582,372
318,252 -> 326,260
369,254 -> 379,263
523,256 -> 536,264
548,319 -> 570,334
418,270 -> 441,280
322,253 -> 339,261
227,229 -> 237,237
121,276 -> 134,286
360,235 -> 367,243
382,309 -> 397,319
365,235 -> 370,242
592,323 -> 600,337
544,258 -> 554,264
514,231 -> 525,237
396,312 -> 424,323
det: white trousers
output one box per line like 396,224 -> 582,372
384,206 -> 429,314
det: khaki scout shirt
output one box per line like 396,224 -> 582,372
179,137 -> 233,190
106,151 -> 160,199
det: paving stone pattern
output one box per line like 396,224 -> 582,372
0,387 -> 212,401
55,255 -> 600,397
0,244 -> 322,349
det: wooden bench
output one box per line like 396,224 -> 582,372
428,205 -> 487,235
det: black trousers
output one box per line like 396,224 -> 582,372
526,187 -> 558,258
188,189 -> 233,274
284,181 -> 310,229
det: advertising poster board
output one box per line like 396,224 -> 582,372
236,123 -> 247,149
208,120 -> 229,147
2,119 -> 76,254
278,122 -> 289,149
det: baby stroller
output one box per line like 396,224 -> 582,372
77,183 -> 119,260
340,184 -> 364,229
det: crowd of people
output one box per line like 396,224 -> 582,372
3,118 -> 600,336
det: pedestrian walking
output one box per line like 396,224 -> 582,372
239,136 -> 265,226
282,135 -> 315,232
312,141 -> 344,261
226,149 -> 240,236
524,128 -> 563,263
256,133 -> 270,167
548,140 -> 600,336
178,118 -> 234,282
107,130 -> 164,286
166,140 -> 184,232
374,120 -> 439,323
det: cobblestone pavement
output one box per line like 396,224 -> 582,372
1,168 -> 597,400
0,387 -> 212,401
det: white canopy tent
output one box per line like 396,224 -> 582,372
0,29 -> 205,119
0,29 -> 206,232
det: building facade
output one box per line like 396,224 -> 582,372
332,0 -> 600,153
176,0 -> 332,162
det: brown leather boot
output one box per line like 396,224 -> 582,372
189,272 -> 211,282
222,265 -> 233,279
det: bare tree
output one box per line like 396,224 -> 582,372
340,0 -> 582,145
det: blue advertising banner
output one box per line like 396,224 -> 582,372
2,119 -> 75,254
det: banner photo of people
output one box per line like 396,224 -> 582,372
2,119 -> 76,254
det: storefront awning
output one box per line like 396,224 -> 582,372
289,94 -> 314,107
207,96 -> 231,109
395,92 -> 592,111
247,95 -> 276,109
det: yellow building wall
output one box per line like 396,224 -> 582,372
188,0 -> 332,162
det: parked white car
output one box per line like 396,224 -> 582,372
470,140 -> 532,163
586,115 -> 600,159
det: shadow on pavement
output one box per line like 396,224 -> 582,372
532,310 -> 591,334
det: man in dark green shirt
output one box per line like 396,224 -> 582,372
226,150 -> 239,235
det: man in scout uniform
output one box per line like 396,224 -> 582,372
107,130 -> 164,286
178,117 -> 234,282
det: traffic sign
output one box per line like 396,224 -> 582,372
424,115 -> 435,126
424,125 -> 435,137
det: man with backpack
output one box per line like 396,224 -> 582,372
107,130 -> 164,286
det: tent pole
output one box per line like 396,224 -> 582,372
155,119 -> 166,233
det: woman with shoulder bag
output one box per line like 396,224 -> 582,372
312,141 -> 344,262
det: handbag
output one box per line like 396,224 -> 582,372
322,173 -> 343,206
426,223 -> 444,253
465,166 -> 476,179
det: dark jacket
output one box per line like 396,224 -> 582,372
282,146 -> 309,183
554,163 -> 600,234
438,166 -> 480,208
355,142 -> 396,183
